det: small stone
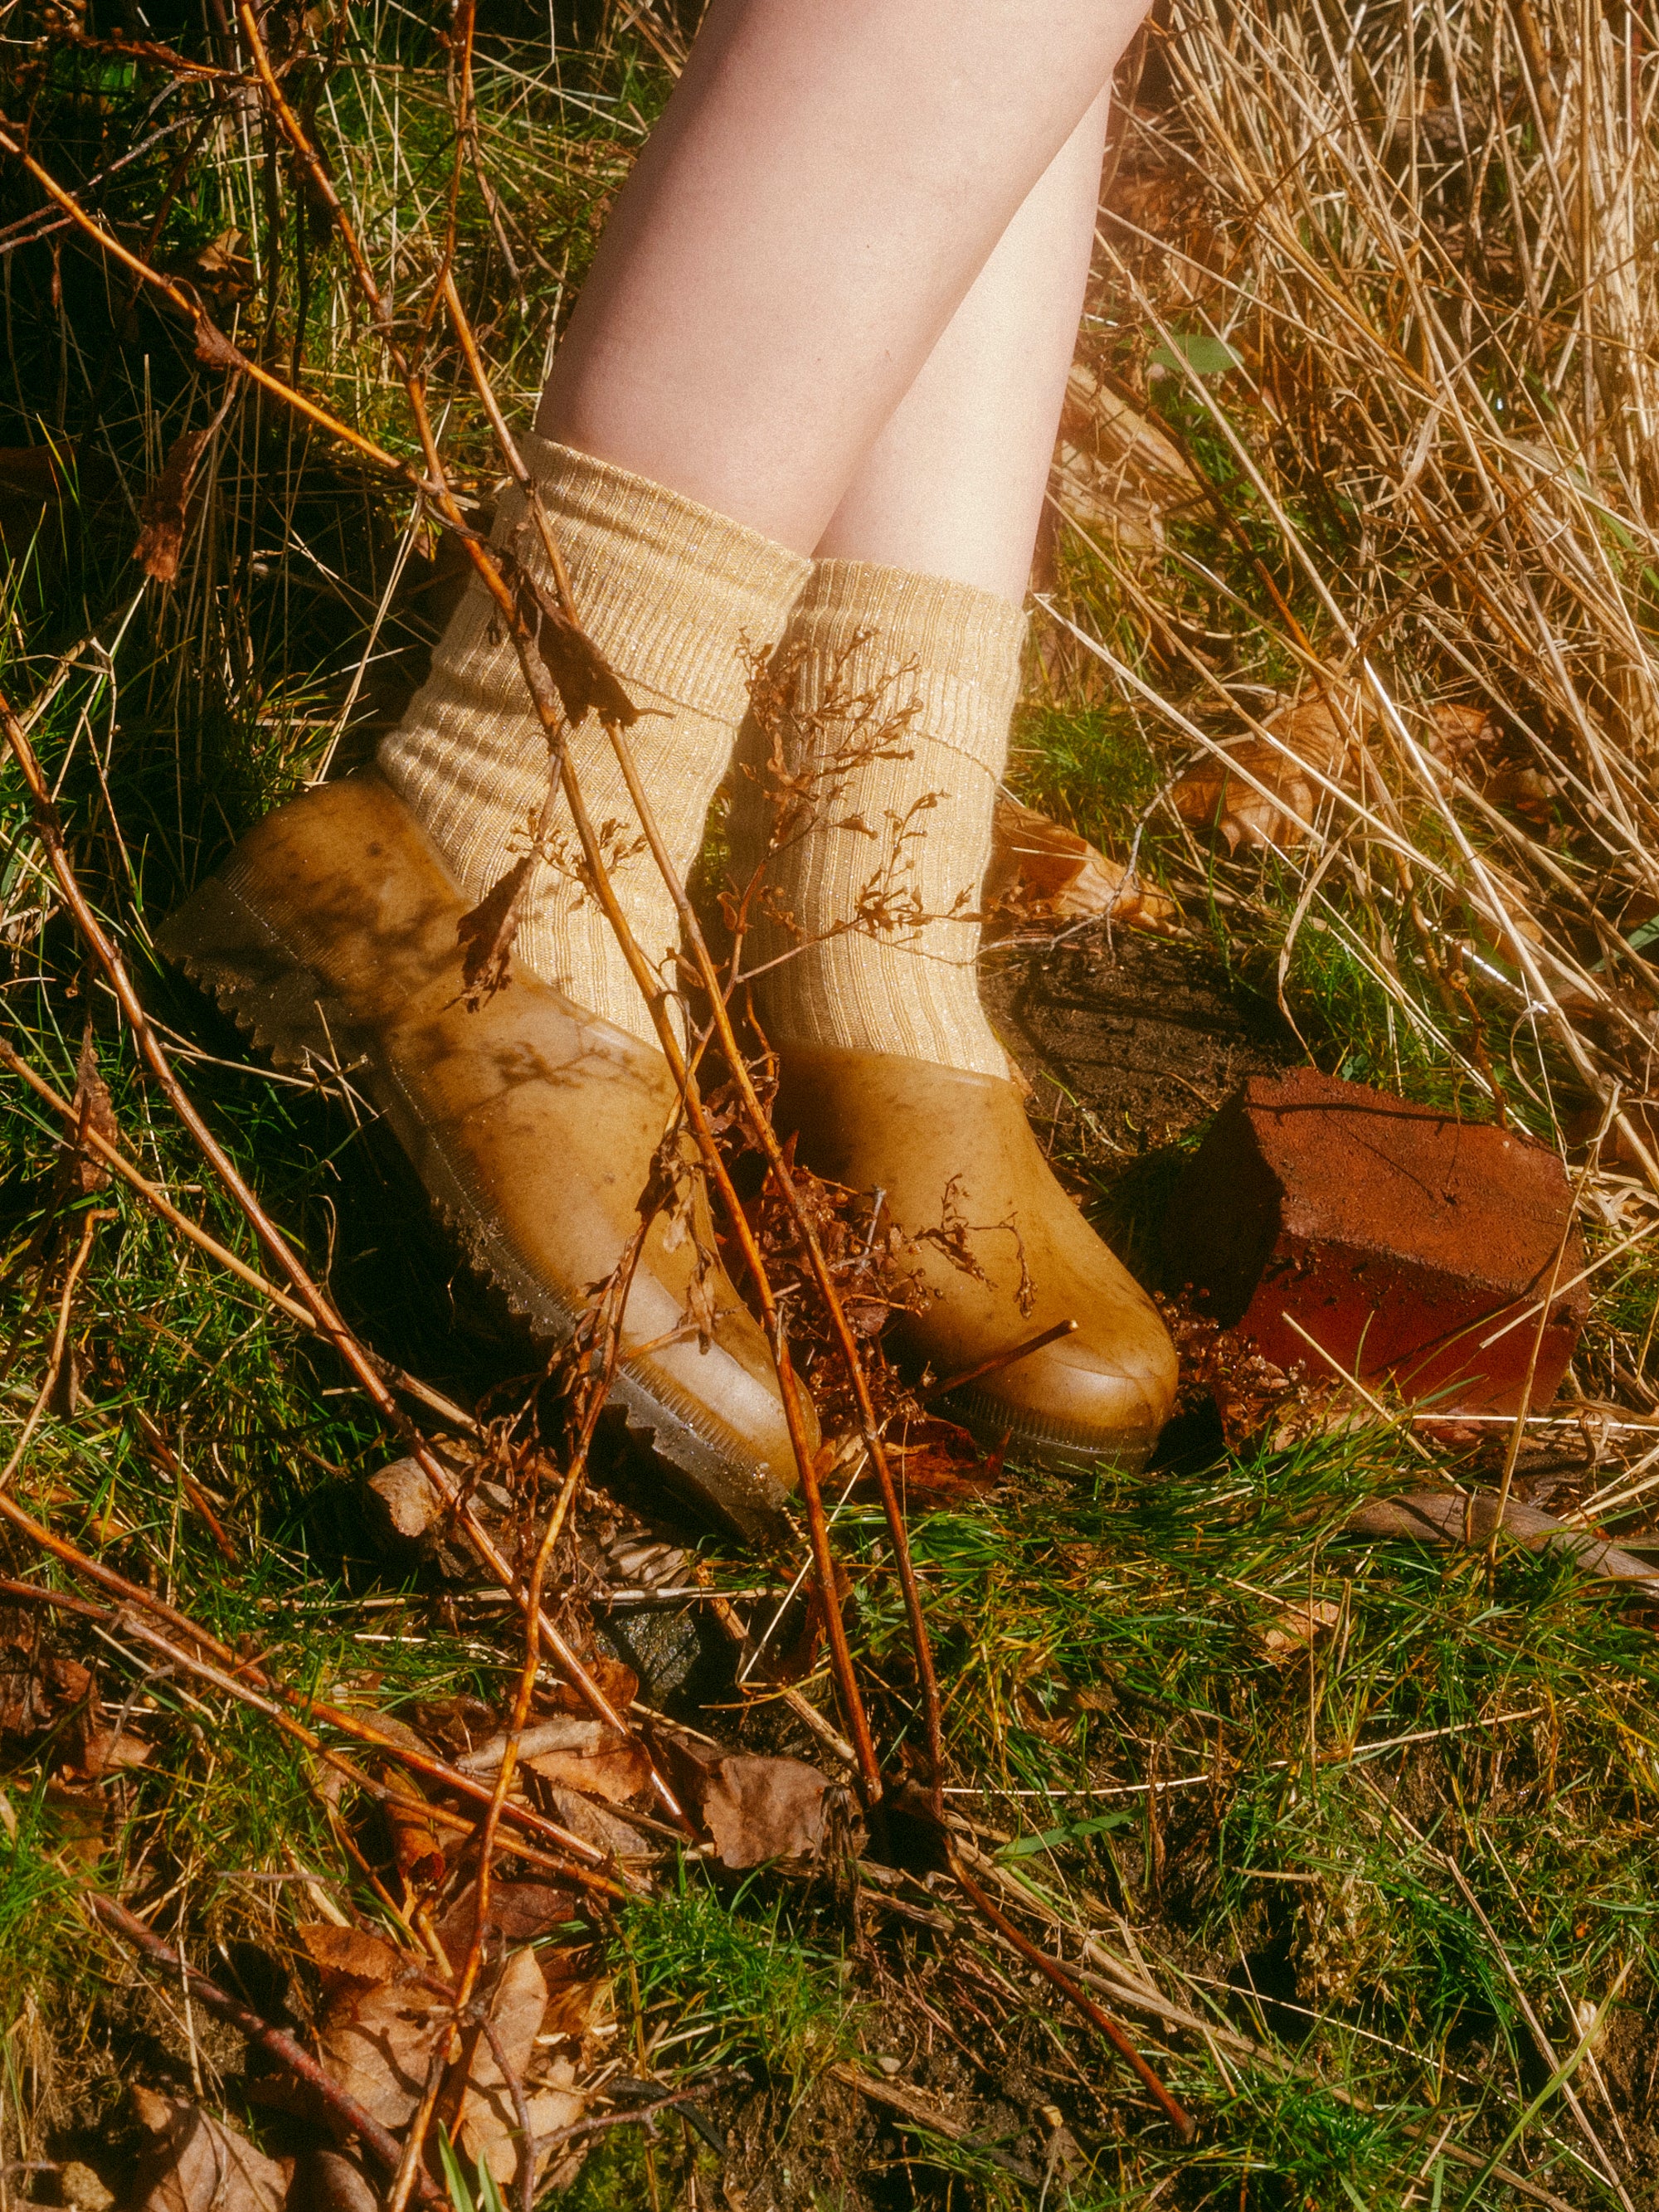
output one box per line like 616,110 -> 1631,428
1164,1067 -> 1587,1414
60,2164 -> 115,2212
877,2054 -> 902,2076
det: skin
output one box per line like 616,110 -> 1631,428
535,0 -> 1147,599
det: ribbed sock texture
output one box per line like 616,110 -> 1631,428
380,435 -> 811,1044
736,560 -> 1026,1077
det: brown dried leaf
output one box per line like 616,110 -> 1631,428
313,1952 -> 449,2129
287,2149 -> 378,2212
985,795 -> 1175,932
500,545 -> 639,732
68,1027 -> 119,1194
57,2161 -> 113,2212
71,1719 -> 153,1778
1171,689 -> 1363,853
42,1776 -> 105,1862
538,1955 -> 611,2049
456,853 -> 534,1009
383,1771 -> 448,1890
333,1707 -> 450,1888
457,1945 -> 555,2190
1424,701 -> 1501,772
125,2093 -> 288,2212
515,2065 -> 588,2195
310,1932 -> 591,2196
162,227 -> 255,304
298,1921 -> 403,1988
660,1738 -> 836,1869
0,1616 -> 91,1742
540,1655 -> 638,1720
1485,761 -> 1555,825
540,1784 -> 652,1858
434,1880 -> 580,1974
525,1731 -> 653,1805
1257,1597 -> 1341,1662
365,1455 -> 444,1542
133,427 -> 210,584
192,315 -> 244,371
1050,363 -> 1199,552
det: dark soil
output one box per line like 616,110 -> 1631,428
980,926 -> 1298,1157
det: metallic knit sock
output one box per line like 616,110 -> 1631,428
734,559 -> 1026,1077
380,437 -> 811,1045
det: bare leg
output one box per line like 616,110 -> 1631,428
813,91 -> 1111,603
535,1 -> 1143,551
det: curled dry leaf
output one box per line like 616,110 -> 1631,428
458,1715 -> 652,1804
985,794 -> 1175,933
1256,1597 -> 1341,1662
382,1772 -> 447,1890
133,427 -> 211,585
1344,1491 -> 1659,1587
161,227 -> 255,307
525,1729 -> 654,1806
1049,362 -> 1199,552
540,1652 -> 640,1720
1171,688 -> 1365,853
0,1614 -> 91,1742
66,1026 -> 120,1195
338,1706 -> 449,1887
126,2088 -> 288,2212
496,537 -> 639,733
455,852 -> 535,1009
192,315 -> 245,372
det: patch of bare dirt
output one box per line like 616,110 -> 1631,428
982,927 -> 1297,1154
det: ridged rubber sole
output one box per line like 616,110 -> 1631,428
946,1379 -> 1158,1477
158,871 -> 794,1540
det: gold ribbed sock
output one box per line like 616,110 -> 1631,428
380,436 -> 811,1045
737,559 -> 1026,1077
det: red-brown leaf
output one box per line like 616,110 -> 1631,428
499,545 -> 639,732
68,1026 -> 120,1193
133,427 -> 210,584
192,314 -> 245,371
659,1738 -> 837,1869
455,853 -> 534,1008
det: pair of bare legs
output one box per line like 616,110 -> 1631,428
537,0 -> 1146,603
161,0 -> 1178,1537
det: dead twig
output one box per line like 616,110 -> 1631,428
948,1845 -> 1195,2141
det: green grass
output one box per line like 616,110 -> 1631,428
622,1867 -> 859,2084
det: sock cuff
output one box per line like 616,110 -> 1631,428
786,559 -> 1028,780
498,435 -> 813,727
795,559 -> 1027,677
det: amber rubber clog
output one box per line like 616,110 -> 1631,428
158,768 -> 807,1542
775,1048 -> 1176,1471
